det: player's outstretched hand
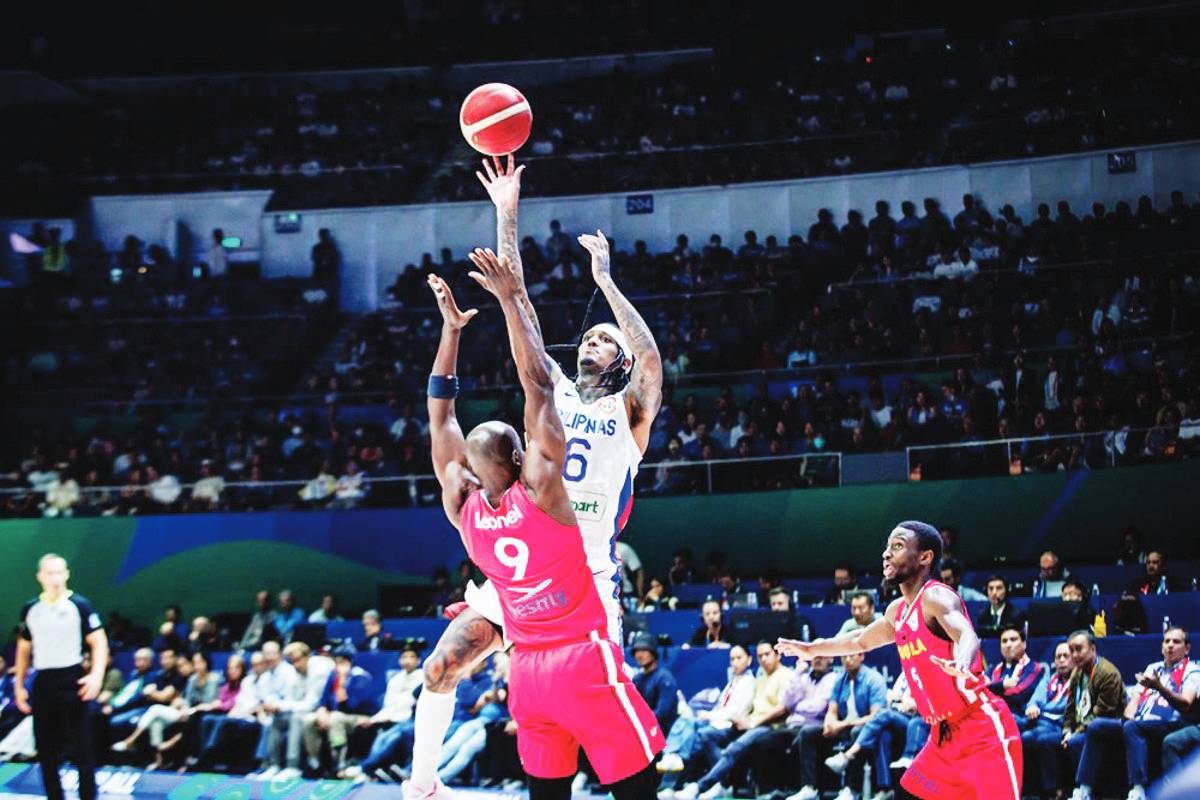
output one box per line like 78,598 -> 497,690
468,247 -> 522,299
476,154 -> 525,211
930,655 -> 974,681
578,229 -> 612,284
427,274 -> 478,330
775,637 -> 813,659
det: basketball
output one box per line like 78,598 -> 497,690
459,82 -> 533,156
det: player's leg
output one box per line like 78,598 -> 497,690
528,776 -> 573,800
963,701 -> 1024,800
408,607 -> 502,793
32,672 -> 67,800
605,761 -> 659,800
899,723 -> 960,800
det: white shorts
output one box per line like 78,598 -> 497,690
465,577 -> 624,647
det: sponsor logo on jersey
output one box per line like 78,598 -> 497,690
596,395 -> 619,415
510,590 -> 568,619
559,408 -> 618,436
897,638 -> 928,661
473,504 -> 524,530
568,489 -> 608,522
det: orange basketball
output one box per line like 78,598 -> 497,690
459,83 -> 533,156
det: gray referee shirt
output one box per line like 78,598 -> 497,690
18,592 -> 103,670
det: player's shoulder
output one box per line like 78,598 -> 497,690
922,582 -> 964,608
883,597 -> 905,620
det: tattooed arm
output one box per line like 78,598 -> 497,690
476,155 -> 562,383
578,230 -> 663,452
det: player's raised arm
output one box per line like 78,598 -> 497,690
467,248 -> 571,511
477,155 -> 562,383
578,231 -> 662,450
922,584 -> 984,680
776,599 -> 899,659
426,274 -> 479,526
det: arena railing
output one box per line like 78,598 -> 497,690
0,453 -> 842,516
904,425 -> 1186,481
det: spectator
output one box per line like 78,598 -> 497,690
768,587 -> 813,644
836,591 -> 879,636
976,575 -> 1025,638
94,652 -> 125,709
205,229 -> 227,279
358,609 -> 387,652
274,590 -> 306,643
152,621 -> 185,654
186,616 -> 221,654
1128,550 -> 1184,595
637,577 -> 677,612
250,641 -> 302,779
0,654 -> 27,741
986,626 -> 1046,723
302,644 -> 378,776
1116,527 -> 1149,565
676,641 -> 794,799
238,590 -> 278,650
616,541 -> 646,605
437,653 -> 509,785
112,651 -> 222,768
312,229 -> 340,287
194,652 -> 265,772
1023,641 -> 1074,800
1062,631 -> 1126,798
308,594 -> 343,624
794,652 -> 887,800
100,647 -> 155,724
342,647 -> 423,782
938,558 -> 986,601
822,670 -> 925,796
1033,551 -> 1070,598
685,600 -> 732,649
657,644 -> 755,777
109,648 -> 187,742
824,564 -> 859,605
631,634 -> 679,741
1114,627 -> 1199,800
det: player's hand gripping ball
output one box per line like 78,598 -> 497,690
460,83 -> 533,156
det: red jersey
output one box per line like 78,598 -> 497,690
893,580 -> 989,723
460,480 -> 607,646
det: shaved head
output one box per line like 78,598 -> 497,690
466,420 -> 524,491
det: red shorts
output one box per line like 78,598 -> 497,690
507,630 -> 665,784
901,694 -> 1023,800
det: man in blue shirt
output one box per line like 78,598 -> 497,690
302,645 -> 378,775
631,634 -> 679,739
793,651 -> 886,800
1021,641 -> 1072,799
274,590 -> 306,643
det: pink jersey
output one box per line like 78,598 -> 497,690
461,480 -> 607,646
893,579 -> 989,723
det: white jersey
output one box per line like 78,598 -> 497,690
465,374 -> 642,646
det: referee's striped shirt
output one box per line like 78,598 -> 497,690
18,592 -> 103,670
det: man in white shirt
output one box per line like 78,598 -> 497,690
658,644 -> 756,775
616,541 -> 645,606
349,647 -> 425,782
836,592 -> 879,636
255,641 -> 324,780
206,229 -> 228,279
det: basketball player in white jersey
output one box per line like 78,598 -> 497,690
401,156 -> 662,800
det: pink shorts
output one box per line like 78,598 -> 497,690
901,694 -> 1024,800
507,630 -> 665,784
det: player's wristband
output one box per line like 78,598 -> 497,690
428,375 -> 459,400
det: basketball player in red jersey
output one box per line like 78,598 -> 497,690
776,521 -> 1022,799
421,247 -> 663,800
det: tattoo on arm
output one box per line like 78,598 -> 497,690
423,612 -> 502,692
599,278 -> 662,419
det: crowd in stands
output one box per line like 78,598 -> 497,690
3,528 -> 1198,797
5,184 -> 1200,515
6,22 -> 1200,212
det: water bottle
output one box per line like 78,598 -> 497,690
1163,615 -> 1171,633
747,592 -> 758,609
863,763 -> 873,798
1091,583 -> 1101,601
1192,577 -> 1197,592
802,622 -> 812,642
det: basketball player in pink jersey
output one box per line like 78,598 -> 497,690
404,155 -> 662,799
776,521 -> 1022,800
419,247 -> 663,800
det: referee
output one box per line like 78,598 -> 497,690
14,553 -> 108,800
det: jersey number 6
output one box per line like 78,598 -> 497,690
563,437 -> 591,482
